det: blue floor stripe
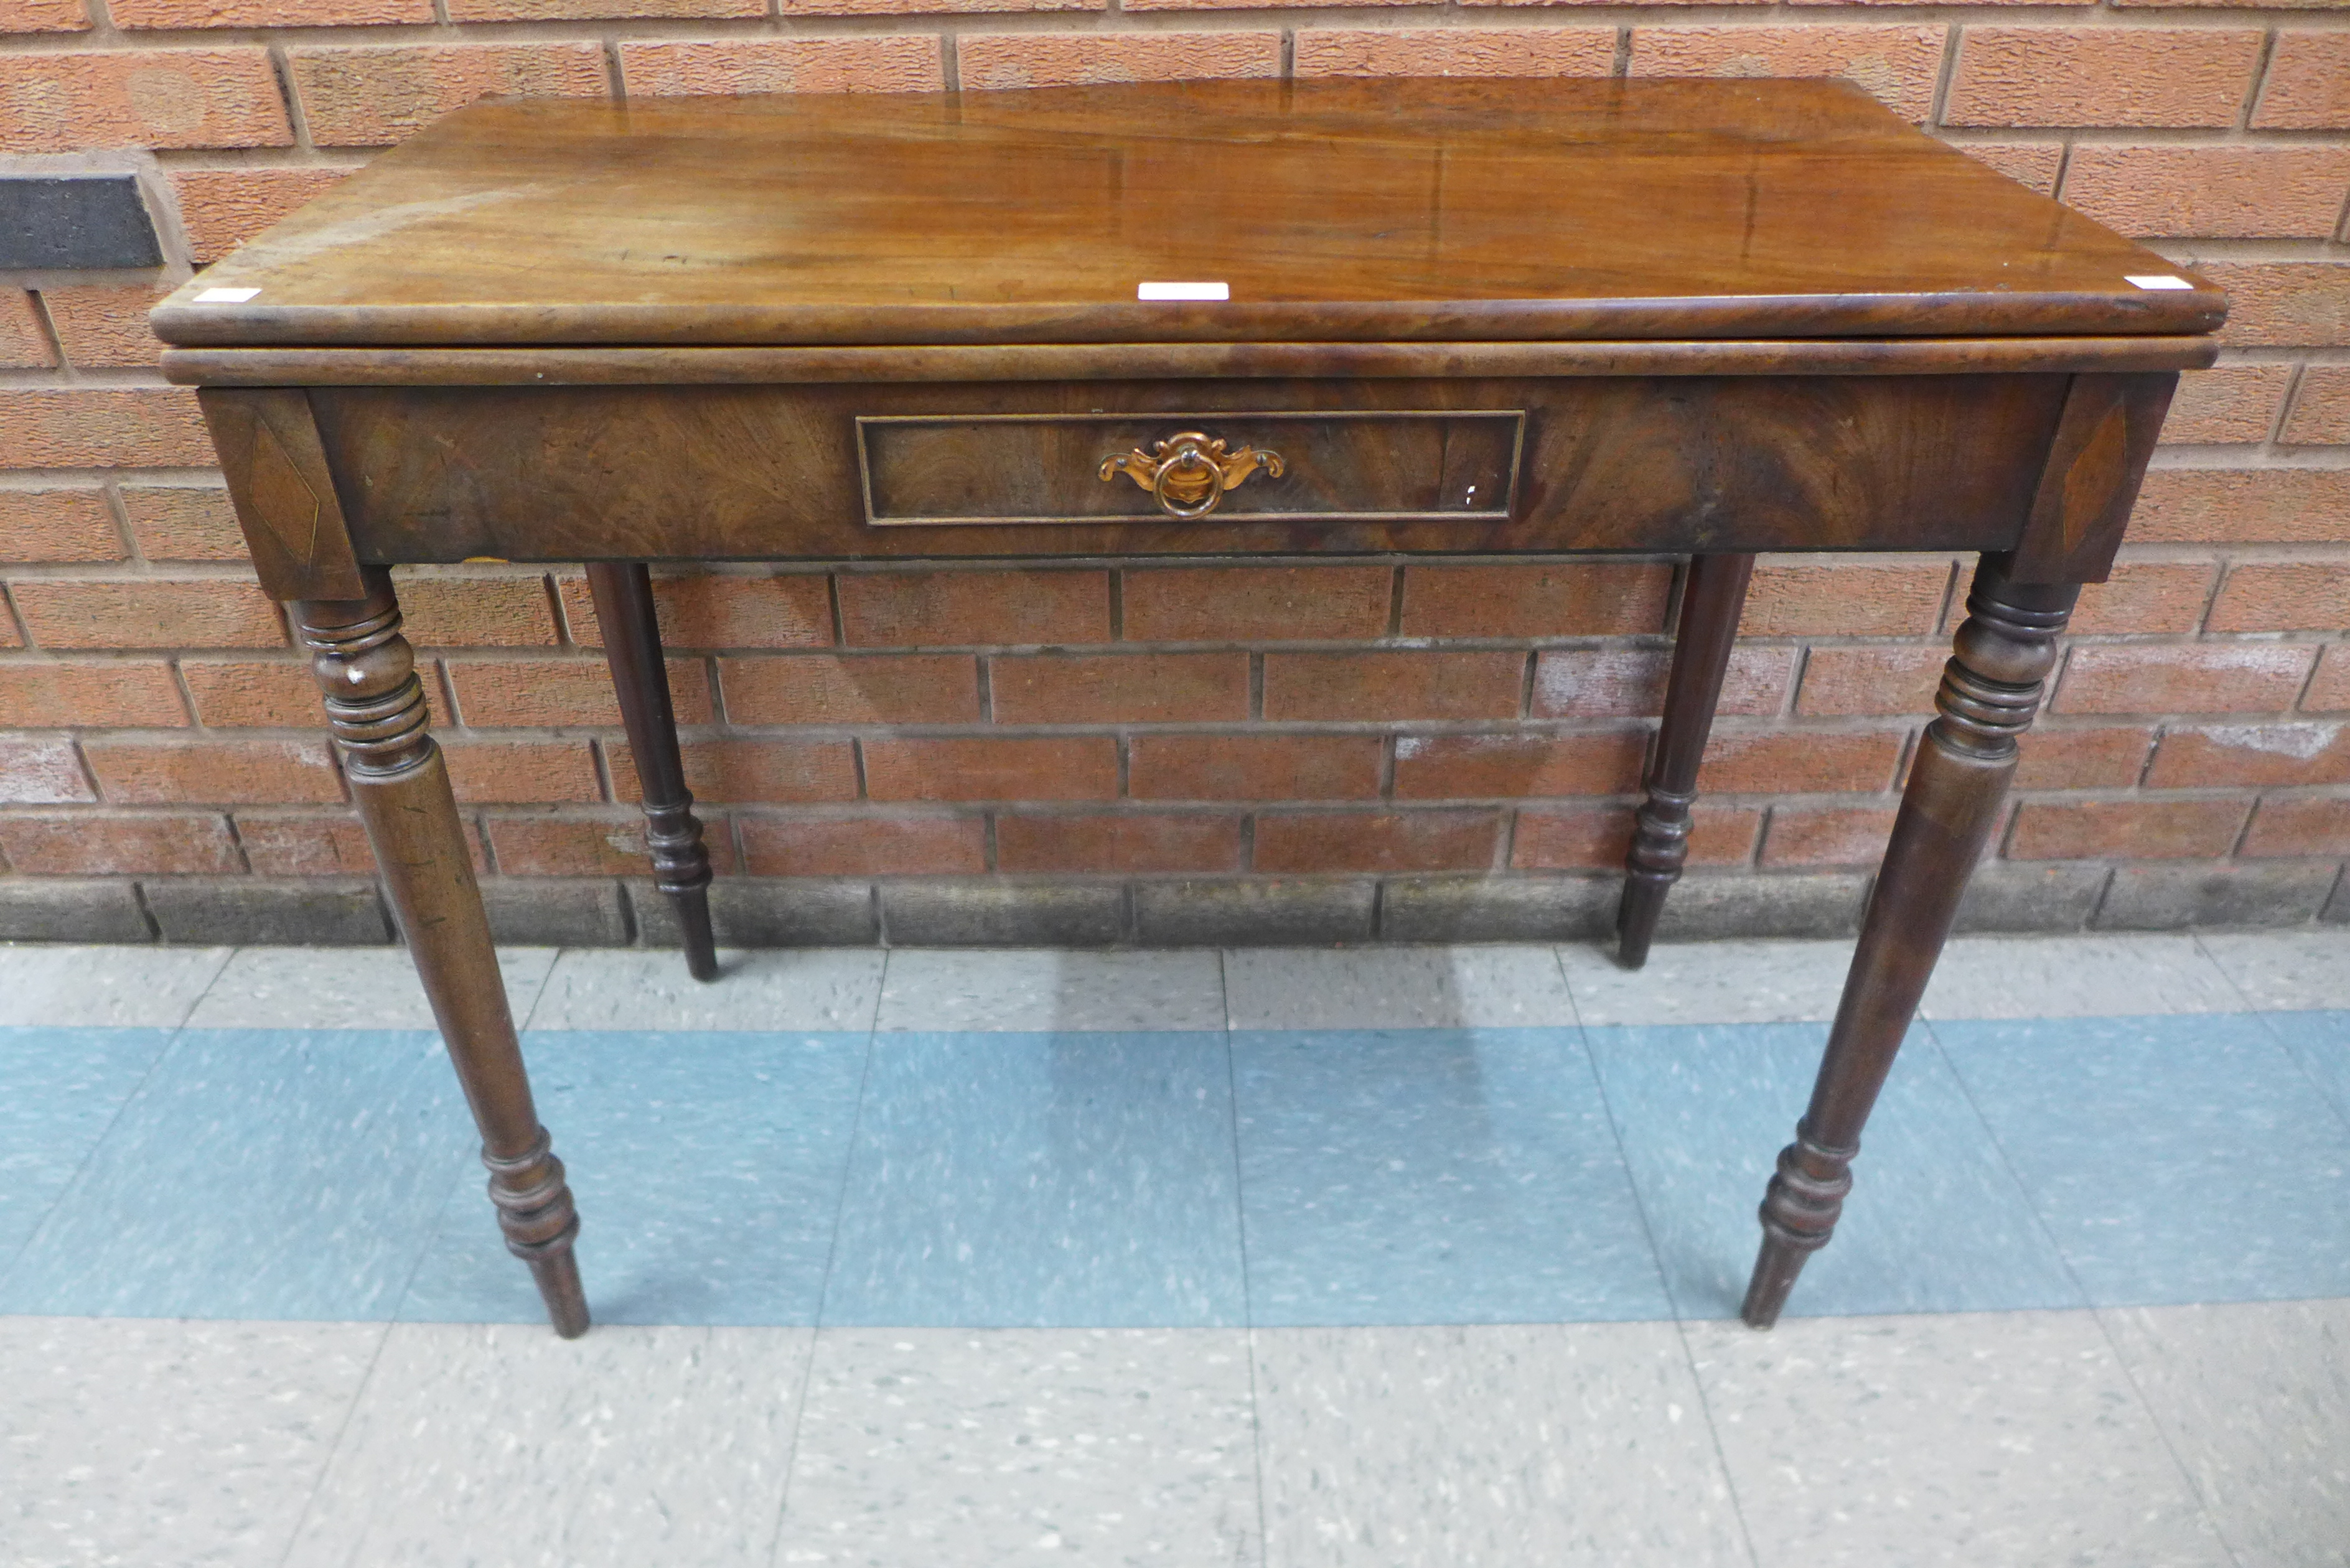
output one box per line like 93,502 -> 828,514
2,1013 -> 2346,1328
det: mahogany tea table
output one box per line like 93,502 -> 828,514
151,77 -> 2224,1338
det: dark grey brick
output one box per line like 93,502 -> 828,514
2324,867 -> 2350,924
0,175 -> 162,269
149,879 -> 390,945
1952,864 -> 2108,934
479,879 -> 630,946
1655,872 -> 1868,941
1132,878 -> 1374,946
1379,875 -> 1615,942
881,880 -> 1124,946
634,879 -> 878,948
2095,862 -> 2338,931
0,879 -> 154,943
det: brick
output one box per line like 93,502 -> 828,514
1391,730 -> 1647,798
1379,875 -> 1616,945
988,651 -> 1245,725
0,736 -> 93,803
1699,730 -> 1903,793
1512,804 -> 1759,871
612,738 -> 856,803
719,653 -> 975,726
1743,560 -> 1950,637
2069,561 -> 2217,635
237,811 -> 378,875
957,32 -> 1282,90
737,813 -> 983,877
1950,141 -> 2062,196
2056,643 -> 2314,715
863,735 -> 1116,802
448,656 -> 712,727
881,882 -> 1125,946
1254,809 -> 1499,873
1399,561 -> 1672,639
12,579 -> 282,650
1134,878 -> 1374,945
1128,733 -> 1382,800
168,168 -> 353,264
0,388 -> 212,469
0,811 -> 238,874
0,49 -> 291,152
0,490 -> 121,563
2097,861 -> 2339,930
1761,805 -> 1901,867
1532,646 -> 1789,719
1629,26 -> 1945,122
85,736 -> 340,803
2146,722 -> 2350,788
788,0 -> 1090,12
117,0 -> 427,23
0,659 -> 185,727
439,738 -> 601,803
2253,32 -> 2350,130
838,569 -> 1108,648
1263,650 -> 1522,722
1795,646 -> 1946,717
2242,796 -> 2350,859
2163,365 -> 2291,445
2307,645 -> 2350,712
0,289 -> 50,367
484,813 -> 727,877
288,43 -> 607,149
179,658 -> 318,726
620,37 -> 943,96
120,485 -> 245,562
2131,469 -> 2350,547
39,284 -> 167,368
2013,726 -> 2155,790
2186,263 -> 2350,350
995,811 -> 1242,874
2008,798 -> 2248,861
461,0 -> 752,19
394,573 -> 556,648
0,0 -> 91,31
1945,28 -> 2262,128
2283,368 -> 2350,447
0,880 -> 152,943
556,571 -> 830,650
2207,564 -> 2350,634
1294,28 -> 1614,80
2060,147 -> 2350,241
1123,565 -> 1391,643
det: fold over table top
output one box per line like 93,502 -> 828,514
152,77 -> 2224,352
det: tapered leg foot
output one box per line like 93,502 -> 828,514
485,1131 -> 589,1338
1738,1121 -> 1853,1328
1617,554 -> 1754,969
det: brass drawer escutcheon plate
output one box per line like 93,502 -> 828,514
858,409 -> 1525,528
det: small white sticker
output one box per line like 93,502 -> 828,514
194,286 -> 261,303
1138,281 -> 1228,302
2125,274 -> 2194,291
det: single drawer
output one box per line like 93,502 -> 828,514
857,409 -> 1524,526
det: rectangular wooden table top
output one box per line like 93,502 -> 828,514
152,77 -> 2222,354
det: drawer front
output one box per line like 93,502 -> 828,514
859,411 -> 1523,526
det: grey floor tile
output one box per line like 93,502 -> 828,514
1253,1322 -> 1748,1567
877,948 -> 1227,1032
775,1327 -> 1258,1567
1224,945 -> 1576,1030
2102,1299 -> 2350,1568
527,948 -> 884,1032
0,1314 -> 382,1568
1688,1310 -> 2230,1567
2197,930 -> 2350,1012
0,942 -> 230,1027
1919,935 -> 2240,1020
185,945 -> 557,1030
283,1322 -> 808,1568
1558,939 -> 1856,1026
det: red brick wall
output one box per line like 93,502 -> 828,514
2,4 -> 2346,944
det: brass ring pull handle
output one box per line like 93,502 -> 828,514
1099,432 -> 1285,520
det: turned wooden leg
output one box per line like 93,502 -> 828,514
1617,552 -> 1756,968
296,569 -> 590,1338
586,561 -> 718,982
1741,553 -> 2078,1328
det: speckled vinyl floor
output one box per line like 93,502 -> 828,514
2,932 -> 2347,1567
